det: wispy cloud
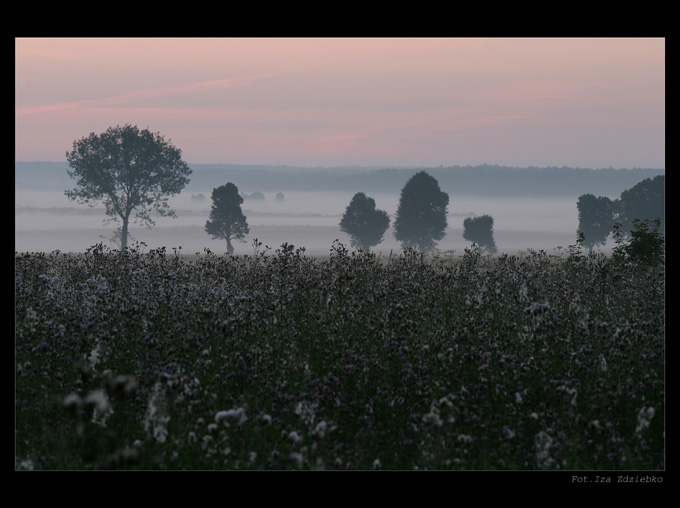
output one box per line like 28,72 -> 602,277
15,75 -> 266,117
470,80 -> 616,105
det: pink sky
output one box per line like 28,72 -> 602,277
15,37 -> 665,168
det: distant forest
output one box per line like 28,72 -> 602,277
15,161 -> 665,199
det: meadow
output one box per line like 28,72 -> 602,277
15,240 -> 664,470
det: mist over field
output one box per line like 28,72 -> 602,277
14,162 -> 663,256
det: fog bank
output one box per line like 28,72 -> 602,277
16,190 -> 590,256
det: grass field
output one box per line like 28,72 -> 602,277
15,241 -> 664,470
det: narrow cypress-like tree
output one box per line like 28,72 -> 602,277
205,183 -> 249,255
339,192 -> 390,252
394,171 -> 449,253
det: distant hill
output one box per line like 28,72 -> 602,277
15,161 -> 664,199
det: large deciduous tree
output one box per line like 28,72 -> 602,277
394,171 -> 449,253
65,124 -> 191,250
205,183 -> 249,255
339,192 -> 390,252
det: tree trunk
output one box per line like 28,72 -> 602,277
121,219 -> 129,250
226,236 -> 234,255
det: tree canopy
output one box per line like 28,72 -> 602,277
577,194 -> 615,251
65,124 -> 191,249
205,183 -> 249,255
616,175 -> 664,236
393,171 -> 449,253
575,174 -> 664,250
339,192 -> 390,252
463,215 -> 497,255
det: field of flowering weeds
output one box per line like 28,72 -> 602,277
15,241 -> 664,470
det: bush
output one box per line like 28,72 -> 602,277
612,218 -> 665,267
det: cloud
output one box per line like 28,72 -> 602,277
15,75 -> 267,117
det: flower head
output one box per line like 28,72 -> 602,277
215,407 -> 247,427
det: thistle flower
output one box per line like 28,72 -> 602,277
422,407 -> 443,426
62,392 -> 83,414
534,431 -> 555,469
106,375 -> 138,397
289,452 -> 304,469
215,407 -> 247,427
84,389 -> 111,414
84,389 -> 113,426
287,430 -> 303,444
635,406 -> 656,434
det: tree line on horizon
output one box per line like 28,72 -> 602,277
62,125 -> 664,256
576,175 -> 664,251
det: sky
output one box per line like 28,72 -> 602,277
15,37 -> 665,169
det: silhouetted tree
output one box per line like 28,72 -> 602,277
463,215 -> 497,254
65,124 -> 191,249
394,171 -> 449,253
339,192 -> 390,251
576,194 -> 615,251
612,217 -> 665,267
615,175 -> 664,237
205,183 -> 249,255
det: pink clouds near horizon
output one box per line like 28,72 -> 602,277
15,37 -> 664,169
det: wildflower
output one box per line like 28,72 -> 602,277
106,445 -> 141,468
106,375 -> 138,397
289,452 -> 304,469
87,344 -> 101,368
215,407 -> 247,427
84,389 -> 113,426
422,407 -> 443,427
16,459 -> 35,470
599,355 -> 608,373
313,421 -> 329,438
287,430 -> 303,444
85,389 -> 111,413
557,385 -> 578,407
534,431 -> 555,469
635,406 -> 655,434
144,382 -> 170,442
62,392 -> 83,415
